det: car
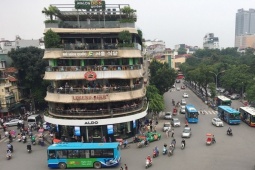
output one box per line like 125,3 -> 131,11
230,93 -> 241,100
176,87 -> 180,91
182,127 -> 192,138
4,119 -> 23,127
181,99 -> 187,105
181,86 -> 186,89
137,132 -> 162,142
180,105 -> 185,114
183,93 -> 189,98
164,112 -> 172,120
171,118 -> 181,127
176,79 -> 181,83
212,118 -> 224,127
162,122 -> 171,132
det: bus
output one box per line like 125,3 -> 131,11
47,142 -> 121,169
185,104 -> 199,123
218,105 -> 240,125
239,106 -> 255,127
216,96 -> 232,106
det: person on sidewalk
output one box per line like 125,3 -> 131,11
124,164 -> 128,170
171,129 -> 174,137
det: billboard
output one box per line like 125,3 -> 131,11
74,126 -> 81,136
107,125 -> 113,135
75,0 -> 106,10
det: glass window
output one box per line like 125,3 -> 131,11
68,150 -> 79,158
56,150 -> 67,159
90,149 -> 114,158
49,150 -> 56,159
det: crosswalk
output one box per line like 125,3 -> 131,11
0,136 -> 20,143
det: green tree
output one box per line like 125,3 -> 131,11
42,5 -> 60,21
44,29 -> 60,48
177,47 -> 187,55
8,47 -> 49,109
146,85 -> 164,112
121,6 -> 136,18
118,30 -> 132,44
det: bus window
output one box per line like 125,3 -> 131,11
56,150 -> 67,159
68,150 -> 79,158
49,150 -> 56,159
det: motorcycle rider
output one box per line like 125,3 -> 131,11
154,146 -> 159,155
146,155 -> 152,164
123,139 -> 128,148
27,142 -> 32,152
171,139 -> 176,148
227,127 -> 232,135
7,142 -> 13,152
181,139 -> 186,148
6,149 -> 12,158
31,136 -> 36,145
144,139 -> 148,146
22,134 -> 27,143
163,143 -> 167,154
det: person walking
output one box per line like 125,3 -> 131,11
171,128 -> 174,137
165,129 -> 169,138
124,164 -> 128,170
120,166 -> 123,170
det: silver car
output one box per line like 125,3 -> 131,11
171,118 -> 181,127
162,122 -> 171,132
182,127 -> 192,138
164,112 -> 172,120
180,105 -> 185,114
181,99 -> 187,105
4,119 -> 23,126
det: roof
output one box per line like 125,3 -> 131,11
185,104 -> 198,112
47,142 -> 119,150
239,106 -> 255,116
5,67 -> 17,73
7,76 -> 17,82
217,95 -> 231,101
218,105 -> 239,113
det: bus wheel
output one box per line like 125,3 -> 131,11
94,162 -> 102,169
58,163 -> 67,169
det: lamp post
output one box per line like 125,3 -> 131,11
209,70 -> 225,91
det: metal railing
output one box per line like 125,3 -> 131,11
48,102 -> 145,118
47,83 -> 143,94
45,64 -> 142,72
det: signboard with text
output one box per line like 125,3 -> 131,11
63,50 -> 118,58
75,0 -> 106,10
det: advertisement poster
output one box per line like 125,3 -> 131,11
107,125 -> 113,134
133,120 -> 136,128
74,126 -> 81,136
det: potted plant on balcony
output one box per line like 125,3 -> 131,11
42,5 -> 60,28
44,29 -> 61,49
118,30 -> 133,48
120,6 -> 136,27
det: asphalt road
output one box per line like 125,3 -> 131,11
0,80 -> 254,170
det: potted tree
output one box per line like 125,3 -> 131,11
42,5 -> 60,28
44,29 -> 61,49
118,30 -> 133,48
120,6 -> 136,27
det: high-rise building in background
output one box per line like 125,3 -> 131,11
203,33 -> 219,49
235,9 -> 255,49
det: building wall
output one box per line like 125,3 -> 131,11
235,34 -> 255,49
235,9 -> 255,36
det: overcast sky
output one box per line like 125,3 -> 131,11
0,0 -> 254,48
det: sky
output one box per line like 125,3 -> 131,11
0,0 -> 255,49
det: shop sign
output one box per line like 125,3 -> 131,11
72,94 -> 109,101
84,121 -> 99,125
62,50 -> 118,57
84,71 -> 97,81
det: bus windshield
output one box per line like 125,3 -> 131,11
189,112 -> 198,118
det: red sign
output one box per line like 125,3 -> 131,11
84,71 -> 97,81
72,95 -> 108,101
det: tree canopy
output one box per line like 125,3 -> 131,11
146,85 -> 165,112
44,29 -> 61,48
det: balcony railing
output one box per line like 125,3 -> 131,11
46,64 -> 142,72
48,101 -> 145,118
47,83 -> 143,94
60,43 -> 140,50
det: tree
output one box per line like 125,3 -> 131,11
44,29 -> 60,48
118,30 -> 132,44
42,5 -> 60,21
121,6 -> 136,18
177,47 -> 187,55
8,47 -> 49,109
146,85 -> 164,112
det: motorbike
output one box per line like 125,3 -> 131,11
168,147 -> 174,157
162,147 -> 167,155
227,130 -> 233,136
145,159 -> 152,169
153,150 -> 159,158
6,151 -> 12,160
181,143 -> 185,150
22,136 -> 27,143
137,140 -> 149,148
27,145 -> 32,153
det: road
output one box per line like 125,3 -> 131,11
0,80 -> 254,170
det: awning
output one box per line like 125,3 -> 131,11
9,103 -> 24,111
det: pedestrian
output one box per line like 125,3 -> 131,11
108,136 -> 112,142
165,129 -> 169,138
124,164 -> 128,170
150,124 -> 153,132
168,127 -> 171,137
120,166 -> 123,170
171,128 -> 174,137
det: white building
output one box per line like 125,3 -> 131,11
203,33 -> 219,49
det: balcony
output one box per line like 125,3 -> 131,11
47,83 -> 143,95
0,83 -> 12,88
47,101 -> 146,119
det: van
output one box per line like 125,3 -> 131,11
27,114 -> 42,126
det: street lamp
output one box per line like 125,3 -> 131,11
209,70 -> 225,90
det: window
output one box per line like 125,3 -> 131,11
68,150 -> 80,158
90,149 -> 114,158
49,150 -> 56,159
56,150 -> 67,159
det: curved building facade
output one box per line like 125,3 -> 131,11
43,2 -> 147,142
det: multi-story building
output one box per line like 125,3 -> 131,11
235,34 -> 255,49
235,9 -> 255,36
43,1 -> 147,142
203,33 -> 219,49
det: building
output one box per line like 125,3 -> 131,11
43,1 -> 147,142
203,33 -> 219,49
235,9 -> 255,36
235,34 -> 255,49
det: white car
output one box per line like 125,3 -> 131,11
180,105 -> 186,114
176,87 -> 180,91
4,119 -> 23,126
212,118 -> 224,127
171,118 -> 181,127
182,127 -> 192,138
162,122 -> 171,132
181,99 -> 187,105
164,112 -> 172,120
183,93 -> 189,98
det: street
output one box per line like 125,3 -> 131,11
0,80 -> 254,170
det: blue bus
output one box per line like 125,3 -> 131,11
218,105 -> 241,125
47,142 -> 121,169
185,104 -> 199,123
